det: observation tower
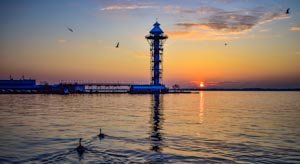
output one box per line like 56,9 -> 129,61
129,21 -> 169,93
146,21 -> 168,86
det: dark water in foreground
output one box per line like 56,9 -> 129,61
0,92 -> 299,163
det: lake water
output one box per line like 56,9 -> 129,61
0,92 -> 299,163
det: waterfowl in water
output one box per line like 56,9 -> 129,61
98,128 -> 105,139
76,138 -> 85,153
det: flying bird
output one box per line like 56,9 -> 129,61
224,43 -> 227,46
67,27 -> 73,32
115,42 -> 119,48
286,8 -> 290,14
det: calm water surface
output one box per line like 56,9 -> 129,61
0,92 -> 299,163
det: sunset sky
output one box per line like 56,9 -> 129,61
1,0 -> 300,88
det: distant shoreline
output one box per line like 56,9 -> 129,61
180,88 -> 300,91
1,88 -> 299,95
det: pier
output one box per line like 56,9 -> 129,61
0,80 -> 195,94
60,82 -> 133,93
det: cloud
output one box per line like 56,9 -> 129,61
167,30 -> 195,37
259,28 -> 270,32
57,39 -> 67,44
163,5 -> 197,14
259,12 -> 290,24
101,4 -> 155,11
216,0 -> 233,3
163,5 -> 222,15
167,30 -> 240,40
177,22 -> 253,35
188,80 -> 244,88
290,26 -> 300,31
190,81 -> 241,87
197,6 -> 223,14
173,7 -> 290,40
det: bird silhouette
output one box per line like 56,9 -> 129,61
76,138 -> 85,153
115,42 -> 119,48
224,43 -> 227,46
67,27 -> 74,32
98,128 -> 105,139
286,8 -> 290,14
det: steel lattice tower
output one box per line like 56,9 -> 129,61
146,21 -> 168,86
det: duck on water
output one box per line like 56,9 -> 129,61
76,138 -> 85,153
98,128 -> 105,139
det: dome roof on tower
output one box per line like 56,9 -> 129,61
150,21 -> 164,34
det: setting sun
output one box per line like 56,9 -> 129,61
200,82 -> 204,88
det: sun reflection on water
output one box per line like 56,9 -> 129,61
199,91 -> 205,124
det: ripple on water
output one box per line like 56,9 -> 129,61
0,92 -> 299,163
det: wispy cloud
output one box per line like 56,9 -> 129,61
290,26 -> 300,31
57,39 -> 67,44
188,80 -> 244,88
214,0 -> 234,4
167,31 -> 195,37
163,5 -> 222,15
163,5 -> 196,14
259,12 -> 289,24
173,7 -> 290,40
101,4 -> 156,11
177,22 -> 253,35
259,28 -> 270,32
197,6 -> 223,14
167,30 -> 240,40
190,81 -> 241,87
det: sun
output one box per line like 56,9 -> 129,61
200,82 -> 204,88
